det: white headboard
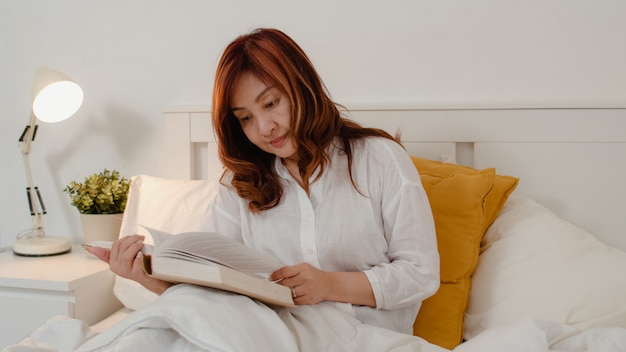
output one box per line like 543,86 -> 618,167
163,105 -> 626,252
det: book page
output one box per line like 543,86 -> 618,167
147,227 -> 284,276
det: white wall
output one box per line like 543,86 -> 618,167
1,0 -> 625,248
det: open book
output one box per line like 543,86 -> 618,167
85,228 -> 295,307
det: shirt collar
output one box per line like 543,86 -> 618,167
272,138 -> 341,181
274,157 -> 292,180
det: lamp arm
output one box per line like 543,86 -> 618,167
18,112 -> 46,238
19,113 -> 37,154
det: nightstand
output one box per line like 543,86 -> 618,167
0,245 -> 123,347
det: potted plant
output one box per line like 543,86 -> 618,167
64,169 -> 131,245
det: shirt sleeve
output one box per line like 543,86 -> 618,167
363,140 -> 440,310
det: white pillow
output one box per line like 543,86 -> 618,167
113,175 -> 218,310
463,194 -> 626,340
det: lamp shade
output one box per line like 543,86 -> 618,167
32,66 -> 83,123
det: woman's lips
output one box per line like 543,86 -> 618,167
270,135 -> 286,147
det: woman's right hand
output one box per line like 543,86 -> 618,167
89,234 -> 172,295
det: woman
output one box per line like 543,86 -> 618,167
93,28 -> 439,343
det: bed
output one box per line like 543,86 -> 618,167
6,105 -> 626,352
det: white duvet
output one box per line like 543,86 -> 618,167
5,284 -> 626,352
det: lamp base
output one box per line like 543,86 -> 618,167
13,236 -> 72,257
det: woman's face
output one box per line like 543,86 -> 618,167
230,72 -> 297,161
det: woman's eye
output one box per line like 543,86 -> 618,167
239,115 -> 251,123
265,99 -> 278,109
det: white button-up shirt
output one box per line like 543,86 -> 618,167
208,136 -> 440,334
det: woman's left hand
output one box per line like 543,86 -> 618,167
269,263 -> 332,305
270,263 -> 376,307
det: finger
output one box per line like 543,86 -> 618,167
276,277 -> 298,290
269,266 -> 287,281
132,252 -> 147,276
119,234 -> 145,250
111,235 -> 145,262
110,236 -> 132,262
89,246 -> 111,263
291,286 -> 298,299
269,265 -> 299,282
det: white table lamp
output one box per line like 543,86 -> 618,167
13,66 -> 84,256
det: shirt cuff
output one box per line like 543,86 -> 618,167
363,269 -> 384,309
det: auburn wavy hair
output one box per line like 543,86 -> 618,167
212,28 -> 399,213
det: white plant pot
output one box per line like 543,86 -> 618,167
80,213 -> 123,244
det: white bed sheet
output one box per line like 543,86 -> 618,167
88,308 -> 133,334
6,284 -> 443,352
5,284 -> 626,352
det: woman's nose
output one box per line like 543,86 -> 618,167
256,113 -> 277,135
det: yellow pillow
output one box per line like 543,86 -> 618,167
410,157 -> 518,349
